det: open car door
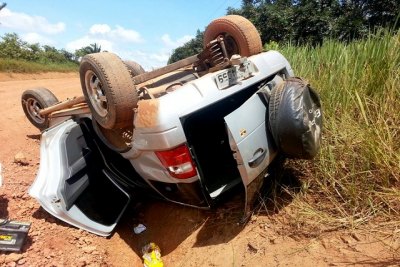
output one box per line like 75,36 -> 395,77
224,83 -> 278,217
29,119 -> 130,236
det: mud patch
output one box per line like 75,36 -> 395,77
135,99 -> 160,128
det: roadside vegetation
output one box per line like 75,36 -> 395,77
0,33 -> 101,73
272,30 -> 400,233
0,58 -> 78,73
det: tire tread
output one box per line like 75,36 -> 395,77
204,15 -> 262,56
80,52 -> 138,129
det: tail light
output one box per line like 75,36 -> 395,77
155,144 -> 197,179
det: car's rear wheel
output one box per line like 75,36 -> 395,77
21,88 -> 59,131
203,15 -> 262,57
268,77 -> 323,159
80,52 -> 138,129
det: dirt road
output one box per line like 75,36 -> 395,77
0,73 -> 398,266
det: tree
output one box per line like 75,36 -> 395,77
168,30 -> 204,64
256,0 -> 294,44
74,43 -> 102,59
290,0 -> 338,46
0,33 -> 32,59
0,32 -> 79,64
39,45 -> 68,63
169,0 -> 400,60
88,43 -> 101,53
27,43 -> 41,61
60,49 -> 75,62
365,0 -> 400,29
0,2 -> 6,12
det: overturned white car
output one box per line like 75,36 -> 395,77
21,15 -> 322,236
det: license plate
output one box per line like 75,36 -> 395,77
215,62 -> 253,90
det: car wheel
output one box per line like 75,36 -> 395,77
21,88 -> 59,131
92,119 -> 132,153
203,15 -> 262,57
80,52 -> 138,129
269,77 -> 323,159
124,60 -> 145,77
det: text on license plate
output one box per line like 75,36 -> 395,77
215,65 -> 252,90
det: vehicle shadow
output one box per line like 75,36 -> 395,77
194,162 -> 302,248
115,199 -> 212,257
255,163 -> 302,216
31,206 -> 72,229
25,161 -> 302,258
116,160 -> 302,257
0,194 -> 9,219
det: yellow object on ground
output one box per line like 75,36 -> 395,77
142,242 -> 164,267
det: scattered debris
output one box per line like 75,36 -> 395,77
142,242 -> 163,267
247,242 -> 258,253
0,219 -> 31,252
4,253 -> 23,264
133,223 -> 147,234
13,152 -> 28,165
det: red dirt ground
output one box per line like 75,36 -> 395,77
0,72 -> 398,266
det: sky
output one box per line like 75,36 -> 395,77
0,0 -> 241,70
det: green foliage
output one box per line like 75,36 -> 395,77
228,0 -> 400,45
0,33 -> 37,61
0,33 -> 103,72
0,33 -> 79,65
0,58 -> 78,72
75,43 -> 102,58
263,41 -> 279,51
169,0 -> 400,62
167,30 -> 203,64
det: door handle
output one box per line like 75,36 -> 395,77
248,148 -> 266,168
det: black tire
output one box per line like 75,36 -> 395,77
80,52 -> 138,129
92,119 -> 132,153
124,60 -> 145,77
269,77 -> 323,159
203,15 -> 262,57
21,88 -> 59,131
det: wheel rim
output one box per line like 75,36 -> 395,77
85,70 -> 108,117
307,106 -> 322,146
25,98 -> 45,124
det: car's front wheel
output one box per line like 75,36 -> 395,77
80,52 -> 138,130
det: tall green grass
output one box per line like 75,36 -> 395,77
277,30 -> 400,230
0,58 -> 78,73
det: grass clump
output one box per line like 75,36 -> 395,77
268,30 -> 400,231
0,58 -> 78,73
